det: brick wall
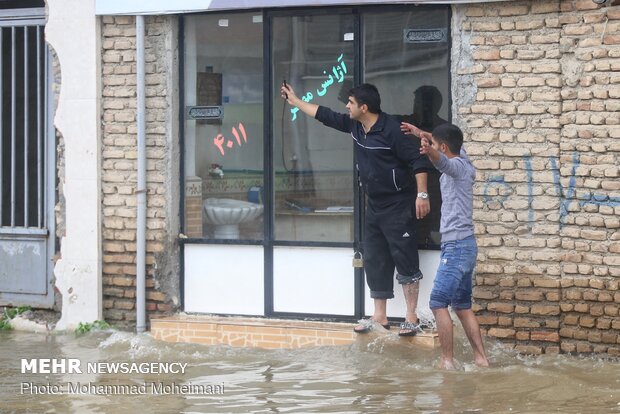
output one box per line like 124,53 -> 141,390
456,0 -> 619,355
100,15 -> 180,327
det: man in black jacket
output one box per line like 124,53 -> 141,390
281,82 -> 432,336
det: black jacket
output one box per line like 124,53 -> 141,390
315,106 -> 433,205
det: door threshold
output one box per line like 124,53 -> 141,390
150,314 -> 439,349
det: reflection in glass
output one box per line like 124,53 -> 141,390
364,9 -> 450,247
272,15 -> 355,243
183,14 -> 264,240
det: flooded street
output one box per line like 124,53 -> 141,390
1,329 -> 619,413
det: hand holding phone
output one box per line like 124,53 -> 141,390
282,79 -> 288,99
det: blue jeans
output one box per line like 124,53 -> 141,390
429,235 -> 477,310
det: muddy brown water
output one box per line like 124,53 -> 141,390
1,329 -> 619,413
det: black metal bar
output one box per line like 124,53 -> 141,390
0,27 -> 3,225
178,15 -> 186,310
270,311 -> 358,322
180,238 -> 263,246
10,26 -> 16,227
24,25 -> 29,227
36,25 -> 42,228
263,10 -> 273,317
353,9 -> 365,320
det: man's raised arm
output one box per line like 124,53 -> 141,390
281,83 -> 318,118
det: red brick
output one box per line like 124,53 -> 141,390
531,304 -> 560,315
514,318 -> 540,328
579,316 -> 596,328
590,305 -> 604,317
515,345 -> 542,355
489,328 -> 516,338
477,315 -> 499,325
146,291 -> 167,302
488,303 -> 515,313
603,35 -> 620,45
515,331 -> 530,341
563,314 -> 579,325
531,331 -> 560,342
574,303 -> 590,313
576,342 -> 593,353
604,305 -> 619,316
597,318 -> 612,330
588,331 -> 602,343
516,291 -> 544,301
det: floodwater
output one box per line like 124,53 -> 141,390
1,329 -> 619,414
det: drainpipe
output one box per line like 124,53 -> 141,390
136,15 -> 146,334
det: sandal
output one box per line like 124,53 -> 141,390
353,319 -> 391,334
398,321 -> 422,337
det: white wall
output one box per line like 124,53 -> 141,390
47,0 -> 102,329
273,247 -> 355,315
184,245 -> 264,315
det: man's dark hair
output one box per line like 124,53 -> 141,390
349,83 -> 381,114
432,123 -> 463,154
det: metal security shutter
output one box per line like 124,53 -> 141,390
0,7 -> 55,308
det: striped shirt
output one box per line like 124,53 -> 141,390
432,148 -> 476,242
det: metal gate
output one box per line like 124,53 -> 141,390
0,7 -> 54,308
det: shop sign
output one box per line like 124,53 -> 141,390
403,28 -> 447,43
186,105 -> 224,120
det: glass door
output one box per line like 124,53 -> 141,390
270,11 -> 357,316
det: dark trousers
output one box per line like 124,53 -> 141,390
364,197 -> 423,299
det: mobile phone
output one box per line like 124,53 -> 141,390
282,79 -> 288,99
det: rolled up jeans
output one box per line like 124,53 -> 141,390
429,235 -> 477,310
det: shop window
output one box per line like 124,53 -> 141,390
183,13 -> 264,240
272,14 -> 355,243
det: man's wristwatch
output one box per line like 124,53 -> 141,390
417,192 -> 429,200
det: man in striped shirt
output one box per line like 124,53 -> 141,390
401,122 -> 489,370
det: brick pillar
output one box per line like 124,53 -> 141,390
185,176 -> 203,238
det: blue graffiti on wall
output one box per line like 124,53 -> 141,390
550,153 -> 620,226
549,154 -> 578,226
482,174 -> 513,205
483,152 -> 620,229
524,156 -> 534,229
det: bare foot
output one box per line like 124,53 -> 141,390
438,358 -> 456,370
474,357 -> 489,367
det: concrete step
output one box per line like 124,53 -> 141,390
151,314 -> 439,349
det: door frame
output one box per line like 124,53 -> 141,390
265,6 -> 362,321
